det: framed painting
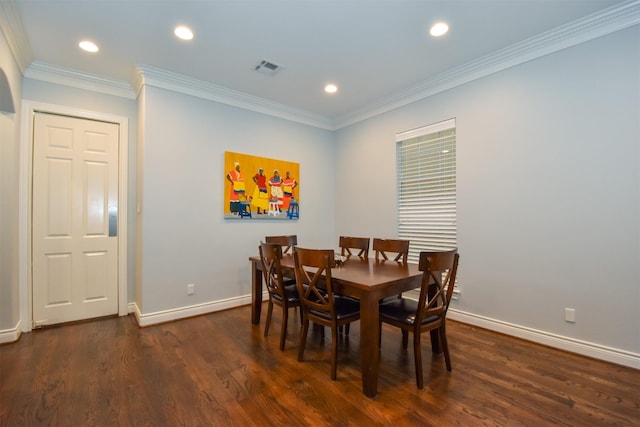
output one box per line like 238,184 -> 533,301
224,151 -> 300,220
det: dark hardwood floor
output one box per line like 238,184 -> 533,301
1,304 -> 638,426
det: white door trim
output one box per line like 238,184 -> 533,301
19,100 -> 129,331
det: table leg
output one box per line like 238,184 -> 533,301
251,261 -> 262,324
359,293 -> 379,398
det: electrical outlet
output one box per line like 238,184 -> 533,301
565,308 -> 575,323
187,283 -> 195,295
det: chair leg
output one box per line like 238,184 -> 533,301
440,324 -> 452,371
279,307 -> 288,351
413,331 -> 424,389
298,315 -> 309,362
264,301 -> 274,337
402,330 -> 409,349
338,325 -> 350,335
316,323 -> 325,339
331,325 -> 338,380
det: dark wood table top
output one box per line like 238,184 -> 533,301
250,253 -> 422,292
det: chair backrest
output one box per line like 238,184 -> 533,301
259,242 -> 287,300
265,235 -> 298,254
293,247 -> 336,316
416,249 -> 460,323
373,238 -> 410,263
339,236 -> 370,259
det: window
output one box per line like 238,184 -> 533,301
396,118 -> 457,263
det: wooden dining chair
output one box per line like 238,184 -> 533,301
265,235 -> 298,280
379,249 -> 459,389
373,238 -> 409,263
293,247 -> 360,380
339,236 -> 370,259
265,235 -> 298,254
259,242 -> 301,351
337,236 -> 370,333
374,238 -> 410,302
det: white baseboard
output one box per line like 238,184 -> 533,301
448,309 -> 640,370
0,320 -> 22,344
132,292 -> 268,327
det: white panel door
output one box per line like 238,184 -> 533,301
32,112 -> 119,326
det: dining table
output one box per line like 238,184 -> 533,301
249,252 -> 439,398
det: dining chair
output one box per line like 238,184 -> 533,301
259,242 -> 301,351
379,249 -> 459,389
293,247 -> 361,380
337,236 -> 370,333
265,235 -> 298,254
373,238 -> 409,263
265,235 -> 298,280
339,236 -> 370,259
374,238 -> 410,302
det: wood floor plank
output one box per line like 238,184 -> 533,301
1,305 -> 638,426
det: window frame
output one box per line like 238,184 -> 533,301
396,118 -> 458,297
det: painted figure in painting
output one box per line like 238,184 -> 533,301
251,167 -> 269,214
226,162 -> 245,214
269,169 -> 284,213
282,171 -> 298,210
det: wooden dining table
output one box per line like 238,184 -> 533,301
249,253 -> 437,397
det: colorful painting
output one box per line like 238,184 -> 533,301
224,151 -> 300,220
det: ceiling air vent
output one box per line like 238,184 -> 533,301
254,60 -> 281,76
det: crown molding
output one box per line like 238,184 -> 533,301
24,61 -> 136,100
333,0 -> 640,129
0,0 -> 33,74
133,65 -> 334,130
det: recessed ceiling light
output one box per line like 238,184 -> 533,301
325,84 -> 338,94
174,25 -> 194,41
430,22 -> 449,37
79,40 -> 99,53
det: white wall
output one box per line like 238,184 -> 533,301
334,26 -> 640,356
137,85 -> 335,314
0,28 -> 22,333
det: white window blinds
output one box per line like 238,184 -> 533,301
396,118 -> 456,264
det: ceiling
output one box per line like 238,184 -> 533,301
8,0 -> 629,125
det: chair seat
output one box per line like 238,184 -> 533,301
379,298 -> 439,325
308,296 -> 360,321
378,295 -> 400,305
271,283 -> 300,304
